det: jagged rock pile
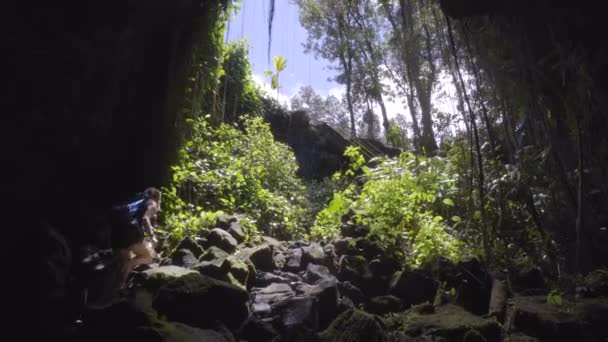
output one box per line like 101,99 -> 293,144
73,214 -> 608,342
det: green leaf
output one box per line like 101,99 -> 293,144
451,216 -> 462,223
443,198 -> 454,206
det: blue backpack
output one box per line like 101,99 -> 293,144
113,195 -> 147,226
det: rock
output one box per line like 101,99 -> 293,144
284,248 -> 303,272
333,238 -> 358,256
356,238 -> 384,259
365,295 -> 403,316
337,297 -> 355,315
214,214 -> 245,243
581,268 -> 608,297
159,257 -> 172,266
463,329 -> 488,342
338,281 -> 367,306
250,283 -> 296,316
303,263 -> 334,284
194,251 -> 249,289
147,321 -> 236,342
275,271 -> 304,283
289,240 -> 311,248
206,228 -> 238,254
273,296 -> 320,341
370,257 -> 401,278
322,243 -> 339,274
386,304 -> 500,342
338,255 -> 373,295
82,299 -> 155,337
215,213 -> 238,228
512,266 -> 546,291
340,223 -> 370,238
170,249 -> 198,268
509,295 -> 606,341
174,237 -> 205,259
239,244 -> 275,272
319,308 -> 387,342
224,255 -> 250,289
303,265 -> 339,330
139,266 -> 198,293
368,257 -> 400,295
153,273 -> 249,331
302,242 -> 325,268
254,272 -> 293,288
274,251 -> 286,269
261,236 -> 283,249
226,221 -> 246,244
240,316 -> 280,342
504,333 -> 539,342
195,237 -> 208,249
199,246 -> 230,262
389,270 -> 437,307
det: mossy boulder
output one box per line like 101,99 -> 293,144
510,295 -> 608,341
137,321 -> 235,342
338,255 -> 373,295
139,266 -> 198,293
153,273 -> 249,331
582,268 -> 608,297
174,237 -> 205,259
170,249 -> 198,268
389,270 -> 437,307
319,308 -> 387,342
365,295 -> 403,316
238,243 -> 275,272
205,228 -> 238,253
195,252 -> 250,289
386,304 -> 501,342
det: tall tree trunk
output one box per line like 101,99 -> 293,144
419,2 -> 438,154
401,0 -> 437,155
445,13 -> 493,265
575,114 -> 584,273
337,15 -> 356,138
381,1 -> 421,151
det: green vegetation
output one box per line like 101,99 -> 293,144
160,115 -> 308,248
312,146 -> 465,267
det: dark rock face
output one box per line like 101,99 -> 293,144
389,270 -> 437,308
215,214 -> 246,244
174,237 -> 205,259
386,304 -> 501,342
239,244 -> 275,272
512,266 -> 546,291
284,248 -> 304,273
153,273 -> 249,331
365,295 -> 403,316
205,228 -> 238,254
170,249 -> 198,268
263,108 -> 400,180
509,295 -> 608,342
338,255 -> 374,295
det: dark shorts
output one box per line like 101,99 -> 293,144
108,208 -> 144,249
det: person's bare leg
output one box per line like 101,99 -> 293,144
129,241 -> 153,270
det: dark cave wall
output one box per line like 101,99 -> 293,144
440,0 -> 608,270
11,1 -> 228,240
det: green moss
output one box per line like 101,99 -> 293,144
388,304 -> 501,341
320,308 -> 386,342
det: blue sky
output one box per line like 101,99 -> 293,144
225,0 -> 343,104
224,0 -> 460,126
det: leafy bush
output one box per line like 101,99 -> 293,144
161,115 -> 308,247
312,146 -> 465,267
